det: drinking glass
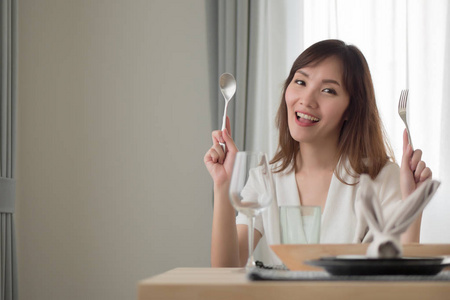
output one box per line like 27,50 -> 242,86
229,151 -> 274,269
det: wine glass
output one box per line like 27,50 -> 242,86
229,151 -> 274,269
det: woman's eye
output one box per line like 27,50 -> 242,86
295,80 -> 305,86
323,88 -> 337,95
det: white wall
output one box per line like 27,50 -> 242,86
17,1 -> 213,299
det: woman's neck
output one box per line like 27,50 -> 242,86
296,141 -> 339,173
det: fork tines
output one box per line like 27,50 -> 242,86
398,89 -> 409,111
397,89 -> 413,149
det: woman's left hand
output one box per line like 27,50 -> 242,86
400,129 -> 432,199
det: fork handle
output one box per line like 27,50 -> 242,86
405,125 -> 414,150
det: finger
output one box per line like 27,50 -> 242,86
410,149 -> 423,172
414,161 -> 426,183
226,116 -> 232,137
212,143 -> 225,164
212,130 -> 225,145
222,128 -> 238,153
419,167 -> 432,182
204,147 -> 219,164
401,136 -> 413,171
402,129 -> 409,153
203,151 -> 211,164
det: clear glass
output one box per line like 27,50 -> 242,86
229,151 -> 274,270
279,206 -> 321,244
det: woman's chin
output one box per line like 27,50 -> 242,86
290,134 -> 315,144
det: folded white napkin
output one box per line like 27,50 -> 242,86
356,174 -> 440,258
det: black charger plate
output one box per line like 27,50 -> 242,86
305,256 -> 450,276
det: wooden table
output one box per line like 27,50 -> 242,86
138,268 -> 450,300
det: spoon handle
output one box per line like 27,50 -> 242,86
221,101 -> 229,131
219,101 -> 229,153
219,142 -> 226,153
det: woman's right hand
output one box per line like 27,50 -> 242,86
204,117 -> 238,187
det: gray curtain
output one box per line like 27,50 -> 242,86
206,0 -> 253,150
206,0 -> 300,155
0,0 -> 18,299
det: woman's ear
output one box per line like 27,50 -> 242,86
342,106 -> 350,121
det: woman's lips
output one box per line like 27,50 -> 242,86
295,111 -> 319,127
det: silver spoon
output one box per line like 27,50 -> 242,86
219,73 -> 236,152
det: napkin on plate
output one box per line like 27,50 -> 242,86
356,174 -> 440,258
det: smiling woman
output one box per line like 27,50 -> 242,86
205,39 -> 433,267
272,41 -> 392,183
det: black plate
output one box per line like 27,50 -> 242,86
305,256 -> 450,276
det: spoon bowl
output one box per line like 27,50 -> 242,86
219,73 -> 237,106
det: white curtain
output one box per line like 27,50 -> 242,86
244,0 -> 303,158
274,0 -> 449,242
425,0 -> 450,243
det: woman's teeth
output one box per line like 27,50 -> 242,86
296,112 -> 319,122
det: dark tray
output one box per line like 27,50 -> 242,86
305,256 -> 450,276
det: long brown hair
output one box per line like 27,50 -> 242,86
271,39 -> 394,182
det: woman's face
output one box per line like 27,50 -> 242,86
285,55 -> 350,146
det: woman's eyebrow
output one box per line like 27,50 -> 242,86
296,70 -> 309,77
296,70 -> 341,86
323,79 -> 341,86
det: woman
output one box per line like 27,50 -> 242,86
204,40 -> 432,267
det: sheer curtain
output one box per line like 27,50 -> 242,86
425,0 -> 450,243
299,0 -> 450,242
243,0 -> 303,158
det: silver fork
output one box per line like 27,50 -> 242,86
398,89 -> 413,150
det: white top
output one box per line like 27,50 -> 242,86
235,160 -> 402,265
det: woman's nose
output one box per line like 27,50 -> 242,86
300,89 -> 318,108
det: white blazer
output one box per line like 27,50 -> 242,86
235,160 -> 402,265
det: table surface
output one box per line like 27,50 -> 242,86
138,268 -> 450,300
